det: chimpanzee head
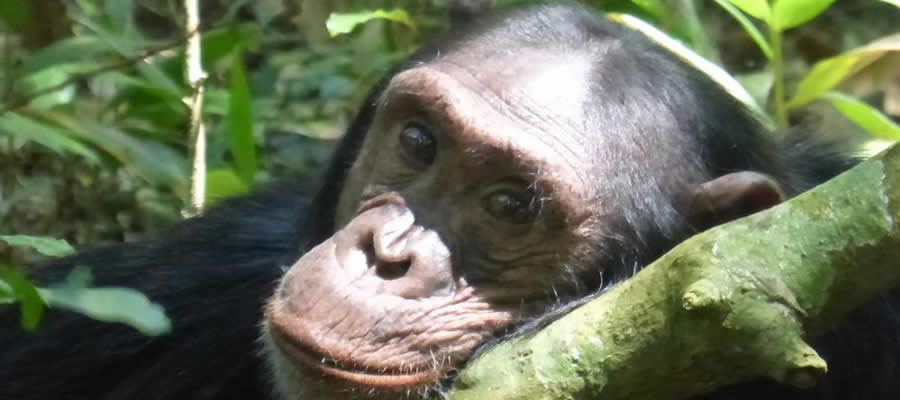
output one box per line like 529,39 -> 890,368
262,4 -> 809,400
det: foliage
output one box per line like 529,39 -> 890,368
0,235 -> 171,335
717,0 -> 900,138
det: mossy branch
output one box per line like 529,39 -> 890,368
449,144 -> 900,400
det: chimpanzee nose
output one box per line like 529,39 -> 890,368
339,194 -> 456,298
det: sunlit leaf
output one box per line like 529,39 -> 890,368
771,0 -> 836,31
0,235 -> 75,257
726,0 -> 771,21
40,267 -> 171,336
206,169 -> 250,204
326,9 -> 414,37
713,0 -> 772,58
788,34 -> 900,108
629,0 -> 667,19
883,0 -> 900,9
787,54 -> 862,108
20,67 -> 76,109
0,266 -> 46,331
823,92 -> 900,141
228,49 -> 258,185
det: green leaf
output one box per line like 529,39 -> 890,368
40,267 -> 171,336
883,0 -> 900,9
23,36 -> 109,74
0,266 -> 46,331
629,0 -> 667,19
326,9 -> 414,37
0,0 -> 30,30
34,111 -> 188,187
713,0 -> 772,59
0,113 -> 100,162
609,13 -> 774,129
228,49 -> 258,185
823,92 -> 900,141
206,169 -> 250,204
771,0 -> 836,31
104,0 -> 134,32
787,33 -> 900,108
726,0 -> 771,21
0,235 -> 76,257
786,54 -> 862,108
19,67 -> 76,109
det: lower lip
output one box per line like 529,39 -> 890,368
268,328 -> 441,390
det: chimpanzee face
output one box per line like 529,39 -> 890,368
264,50 -> 608,400
263,6 -> 787,400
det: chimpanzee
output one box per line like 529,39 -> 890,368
2,4 -> 898,400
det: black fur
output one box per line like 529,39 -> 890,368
2,4 -> 898,400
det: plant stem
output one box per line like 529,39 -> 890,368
770,27 -> 787,128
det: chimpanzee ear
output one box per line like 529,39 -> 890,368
682,171 -> 785,227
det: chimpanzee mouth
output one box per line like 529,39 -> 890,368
268,326 -> 441,389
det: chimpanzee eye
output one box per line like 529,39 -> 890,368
483,189 -> 538,225
398,123 -> 436,166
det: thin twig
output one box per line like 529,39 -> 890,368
182,0 -> 206,217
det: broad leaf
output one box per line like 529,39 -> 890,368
228,49 -> 258,185
206,169 -> 250,204
34,111 -> 188,187
771,0 -> 836,31
823,92 -> 900,141
0,235 -> 76,257
788,33 -> 900,108
726,0 -> 771,21
0,113 -> 100,162
22,36 -> 109,74
787,54 -> 862,108
326,9 -> 414,37
0,266 -> 46,331
40,267 -> 171,336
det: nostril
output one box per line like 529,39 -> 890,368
362,240 -> 411,280
375,260 -> 411,280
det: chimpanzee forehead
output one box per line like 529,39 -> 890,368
387,55 -> 596,163
380,54 -> 600,209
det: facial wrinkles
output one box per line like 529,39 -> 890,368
407,64 -> 594,213
434,55 -> 593,173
